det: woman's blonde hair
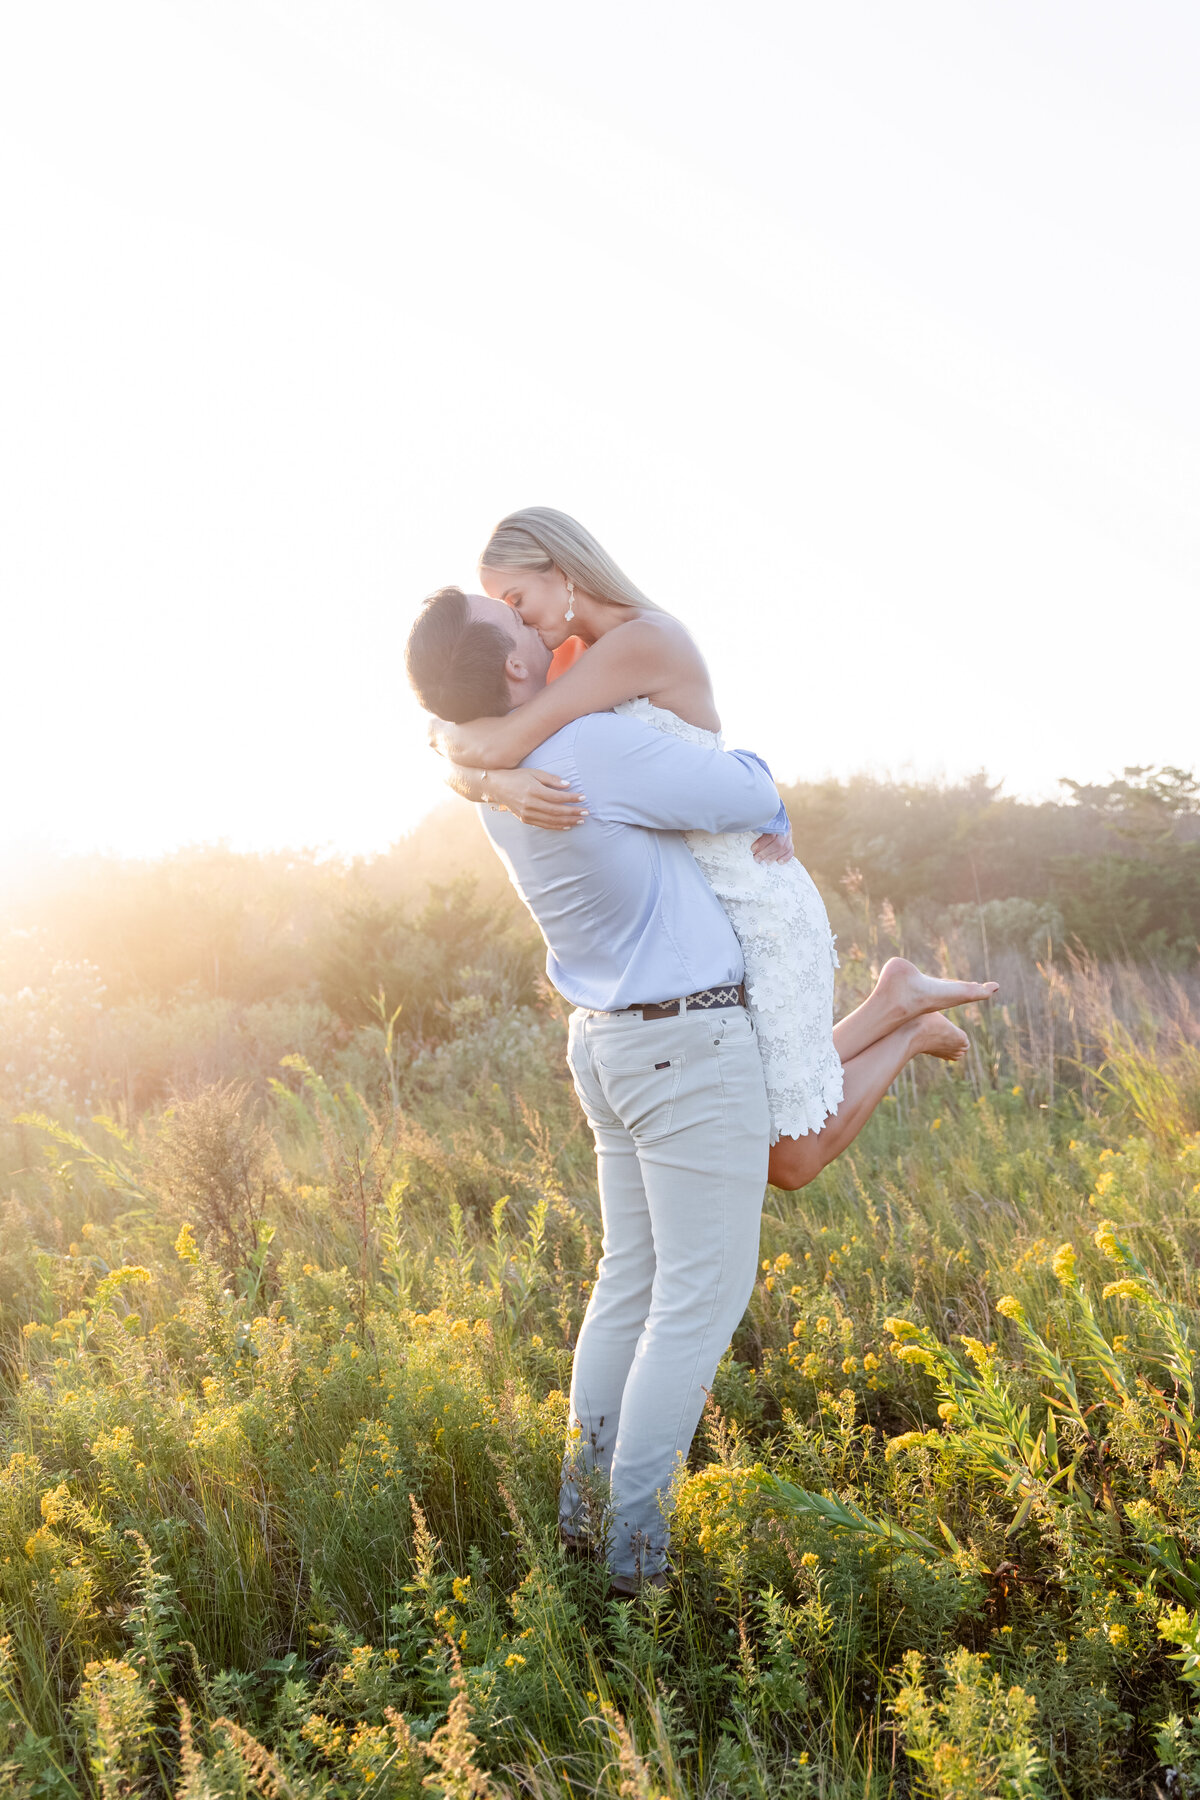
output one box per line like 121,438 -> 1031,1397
479,506 -> 667,613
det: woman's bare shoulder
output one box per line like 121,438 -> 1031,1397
606,612 -> 707,667
605,612 -> 717,727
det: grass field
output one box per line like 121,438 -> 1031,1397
4,948 -> 1200,1797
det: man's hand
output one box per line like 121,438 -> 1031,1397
486,767 -> 588,829
751,825 -> 795,865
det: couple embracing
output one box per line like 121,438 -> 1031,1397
405,507 -> 996,1597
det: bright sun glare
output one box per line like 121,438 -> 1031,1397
2,1 -> 1197,871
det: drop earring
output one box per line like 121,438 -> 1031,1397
564,580 -> 576,624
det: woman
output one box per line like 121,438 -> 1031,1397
430,507 -> 996,1189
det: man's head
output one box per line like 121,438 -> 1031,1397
405,587 -> 554,721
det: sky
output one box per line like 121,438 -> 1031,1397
2,0 -> 1197,871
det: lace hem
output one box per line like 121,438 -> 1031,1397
612,695 -> 841,1146
768,1055 -> 845,1143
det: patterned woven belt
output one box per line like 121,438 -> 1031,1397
611,982 -> 746,1021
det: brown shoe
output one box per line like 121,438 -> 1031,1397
559,1523 -> 601,1564
606,1570 -> 670,1600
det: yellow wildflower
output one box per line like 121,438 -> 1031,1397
885,1430 -> 939,1459
1051,1242 -> 1076,1286
883,1317 -> 920,1342
995,1295 -> 1024,1322
1102,1279 -> 1147,1303
1094,1220 -> 1121,1259
174,1223 -> 200,1265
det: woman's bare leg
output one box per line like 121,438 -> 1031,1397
768,1012 -> 968,1191
833,957 -> 997,1064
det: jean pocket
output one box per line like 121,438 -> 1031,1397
566,1045 -> 614,1130
711,1008 -> 755,1050
594,1053 -> 685,1144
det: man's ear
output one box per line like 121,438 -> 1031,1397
504,651 -> 530,682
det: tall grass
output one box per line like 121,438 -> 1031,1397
3,947 -> 1200,1794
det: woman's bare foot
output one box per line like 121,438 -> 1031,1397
878,957 -> 998,1024
911,1011 -> 970,1062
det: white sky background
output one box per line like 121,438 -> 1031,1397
2,1 -> 1198,869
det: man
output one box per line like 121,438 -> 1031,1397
405,587 -> 786,1594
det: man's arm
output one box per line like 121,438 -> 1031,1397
573,714 -> 782,834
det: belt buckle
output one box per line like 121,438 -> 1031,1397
638,996 -> 681,1021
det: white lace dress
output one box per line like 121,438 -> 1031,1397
615,697 -> 844,1143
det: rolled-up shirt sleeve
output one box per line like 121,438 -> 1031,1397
575,714 -> 782,834
731,748 -> 789,836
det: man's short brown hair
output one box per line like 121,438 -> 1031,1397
404,586 -> 514,722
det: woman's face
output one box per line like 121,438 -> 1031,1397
480,564 -> 574,650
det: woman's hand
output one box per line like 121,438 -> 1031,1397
485,767 -> 588,830
427,715 -> 469,761
428,714 -> 506,768
752,825 -> 795,865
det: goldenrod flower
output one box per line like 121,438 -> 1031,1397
1093,1220 -> 1122,1259
175,1224 -> 200,1265
883,1317 -> 920,1341
1102,1278 -> 1147,1303
886,1430 -> 939,1459
1051,1242 -> 1076,1286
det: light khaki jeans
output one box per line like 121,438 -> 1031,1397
562,1002 -> 770,1582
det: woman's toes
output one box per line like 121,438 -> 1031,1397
915,1012 -> 971,1061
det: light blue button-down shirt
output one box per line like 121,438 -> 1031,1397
481,711 -> 783,1012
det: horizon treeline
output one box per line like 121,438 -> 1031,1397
781,761 -> 1199,965
2,763 -> 1197,1116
